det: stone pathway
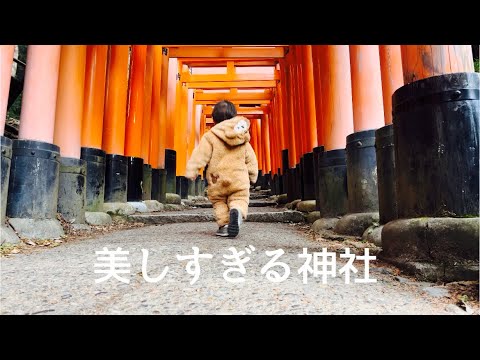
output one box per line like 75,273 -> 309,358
1,214 -> 476,315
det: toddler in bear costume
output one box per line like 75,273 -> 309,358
185,100 -> 258,237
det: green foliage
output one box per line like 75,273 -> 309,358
17,45 -> 27,62
474,58 -> 479,72
7,92 -> 22,119
5,45 -> 27,120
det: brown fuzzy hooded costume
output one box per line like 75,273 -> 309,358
185,116 -> 258,226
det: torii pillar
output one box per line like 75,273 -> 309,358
382,45 -> 479,282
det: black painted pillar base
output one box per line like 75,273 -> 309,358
105,154 -> 128,203
195,175 -> 201,196
1,136 -> 12,223
127,156 -> 144,202
200,176 -> 206,196
313,146 -> 325,211
392,72 -> 479,219
142,164 -> 152,201
5,139 -> 64,240
151,168 -> 160,201
282,172 -> 288,199
280,150 -> 289,196
346,129 -> 379,214
299,158 -> 304,200
271,174 -> 277,195
295,163 -> 302,200
378,72 -> 480,283
287,168 -> 296,203
317,149 -> 348,218
165,149 -> 176,194
255,170 -> 263,188
7,139 -> 60,219
282,149 -> 289,174
57,157 -> 86,224
262,173 -> 271,190
301,152 -> 315,201
188,178 -> 196,197
375,124 -> 398,225
175,177 -> 181,196
278,168 -> 284,195
352,124 -> 398,246
158,169 -> 167,203
334,130 -> 380,237
151,168 -> 167,203
276,168 -> 284,195
80,147 -> 106,212
176,176 -> 189,199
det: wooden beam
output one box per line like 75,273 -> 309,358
195,90 -> 272,101
181,71 -> 279,83
169,47 -> 285,59
194,89 -> 272,105
204,107 -> 264,116
206,113 -> 261,120
183,59 -> 278,67
195,99 -> 271,105
187,80 -> 277,89
168,45 -> 287,47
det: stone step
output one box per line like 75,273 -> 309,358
194,199 -> 277,208
129,210 -> 305,225
193,203 -> 213,208
249,194 -> 270,200
250,200 -> 278,207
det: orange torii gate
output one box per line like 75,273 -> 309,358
0,44 -> 478,286
194,89 -> 272,105
168,56 -> 279,196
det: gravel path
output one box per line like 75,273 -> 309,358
0,221 -> 473,315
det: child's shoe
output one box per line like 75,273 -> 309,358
216,225 -> 229,237
228,208 -> 242,237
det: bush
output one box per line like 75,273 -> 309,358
7,92 -> 22,119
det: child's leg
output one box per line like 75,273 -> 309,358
209,195 -> 230,226
227,189 -> 250,219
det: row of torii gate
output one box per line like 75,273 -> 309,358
0,45 -> 478,283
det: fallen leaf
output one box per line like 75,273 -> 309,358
11,248 -> 21,254
25,239 -> 36,246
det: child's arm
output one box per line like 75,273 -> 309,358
185,135 -> 213,181
245,142 -> 259,185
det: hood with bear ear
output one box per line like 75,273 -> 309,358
210,116 -> 251,146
